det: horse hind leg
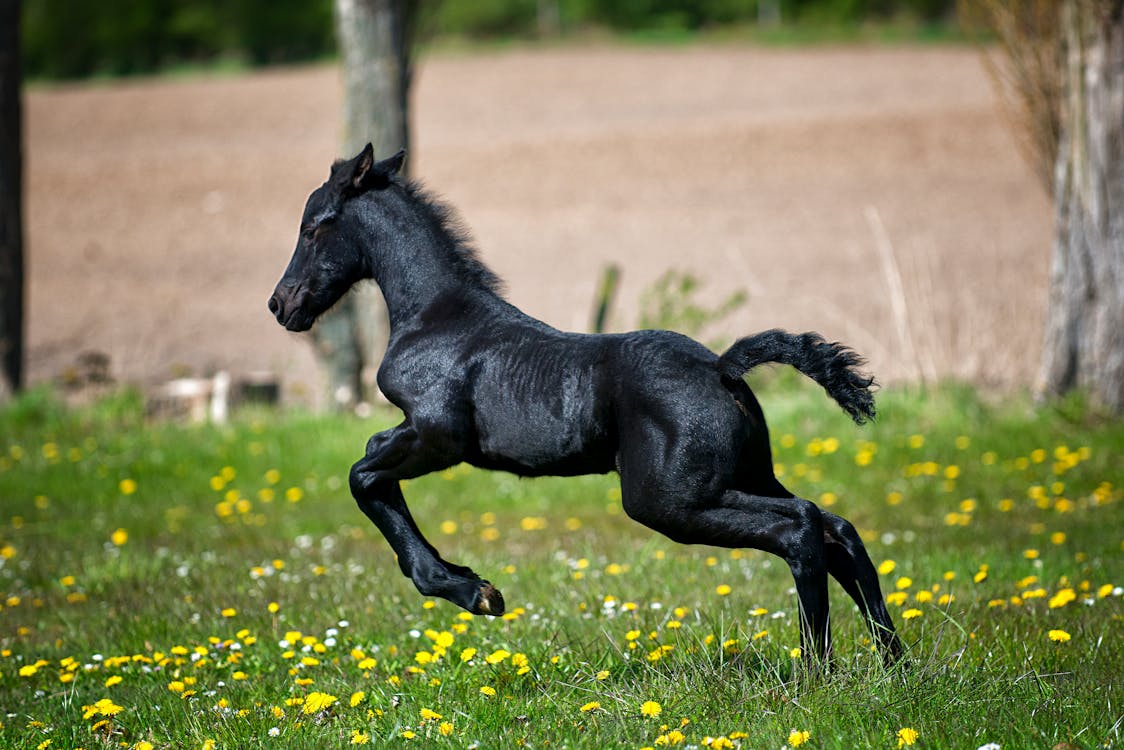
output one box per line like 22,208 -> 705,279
620,468 -> 833,664
821,511 -> 904,663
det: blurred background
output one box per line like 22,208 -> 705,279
11,1 -> 1066,409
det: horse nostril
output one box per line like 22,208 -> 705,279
268,294 -> 281,315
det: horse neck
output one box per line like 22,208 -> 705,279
359,196 -> 492,329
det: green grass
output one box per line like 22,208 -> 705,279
0,382 -> 1120,749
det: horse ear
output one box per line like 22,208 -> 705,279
377,149 -> 407,177
350,146 -> 406,193
350,143 -> 377,191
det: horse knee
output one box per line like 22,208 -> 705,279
823,512 -> 864,553
349,459 -> 380,498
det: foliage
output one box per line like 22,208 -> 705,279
0,383 -> 1121,747
22,0 -> 335,80
21,0 -> 961,81
637,269 -> 747,347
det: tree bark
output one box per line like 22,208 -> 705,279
1038,0 -> 1124,413
315,0 -> 414,410
0,0 -> 23,402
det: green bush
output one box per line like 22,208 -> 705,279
21,0 -> 957,81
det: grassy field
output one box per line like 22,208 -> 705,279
0,382 -> 1120,749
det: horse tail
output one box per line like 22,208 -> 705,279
717,329 -> 876,424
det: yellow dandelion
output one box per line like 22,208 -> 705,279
350,691 -> 365,707
1048,629 -> 1071,643
439,722 -> 454,737
118,479 -> 138,495
901,608 -> 923,620
788,729 -> 811,747
301,691 -> 338,714
715,584 -> 732,596
878,559 -> 896,575
485,648 -> 510,665
897,727 -> 919,747
480,685 -> 496,697
350,730 -> 370,745
580,701 -> 601,712
641,700 -> 662,718
110,528 -> 128,546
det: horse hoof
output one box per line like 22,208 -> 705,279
473,583 -> 505,616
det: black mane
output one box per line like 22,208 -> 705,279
399,178 -> 506,297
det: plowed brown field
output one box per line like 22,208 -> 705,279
25,43 -> 1052,404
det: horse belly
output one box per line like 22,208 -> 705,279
471,369 -> 615,476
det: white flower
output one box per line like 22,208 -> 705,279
269,727 -> 281,737
976,744 -> 1000,750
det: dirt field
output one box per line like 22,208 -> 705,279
25,43 -> 1053,404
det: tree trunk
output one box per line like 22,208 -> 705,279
1038,0 -> 1124,413
315,0 -> 414,410
0,0 -> 23,402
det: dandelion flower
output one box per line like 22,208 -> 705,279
788,729 -> 811,747
439,722 -> 454,737
420,707 -> 442,721
118,479 -> 137,495
1048,629 -> 1071,643
878,560 -> 896,575
897,727 -> 919,747
901,608 -> 923,620
641,700 -> 662,718
82,698 -> 124,719
350,730 -> 370,745
110,528 -> 128,546
580,701 -> 601,713
715,584 -> 732,596
485,648 -> 510,665
301,691 -> 338,714
480,686 -> 496,697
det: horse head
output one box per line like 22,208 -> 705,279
268,144 -> 406,331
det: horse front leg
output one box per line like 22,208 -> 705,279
348,423 -> 505,616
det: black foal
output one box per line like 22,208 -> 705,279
268,145 -> 903,664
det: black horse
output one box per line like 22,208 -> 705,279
269,145 -> 903,664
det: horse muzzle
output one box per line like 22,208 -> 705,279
268,284 -> 313,331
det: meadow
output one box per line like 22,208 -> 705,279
0,381 -> 1120,749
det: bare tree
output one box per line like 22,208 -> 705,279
0,0 -> 22,402
313,0 -> 415,410
1039,1 -> 1124,412
969,0 -> 1124,412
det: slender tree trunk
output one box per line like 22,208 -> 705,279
1038,0 -> 1124,412
315,0 -> 413,410
0,0 -> 23,402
